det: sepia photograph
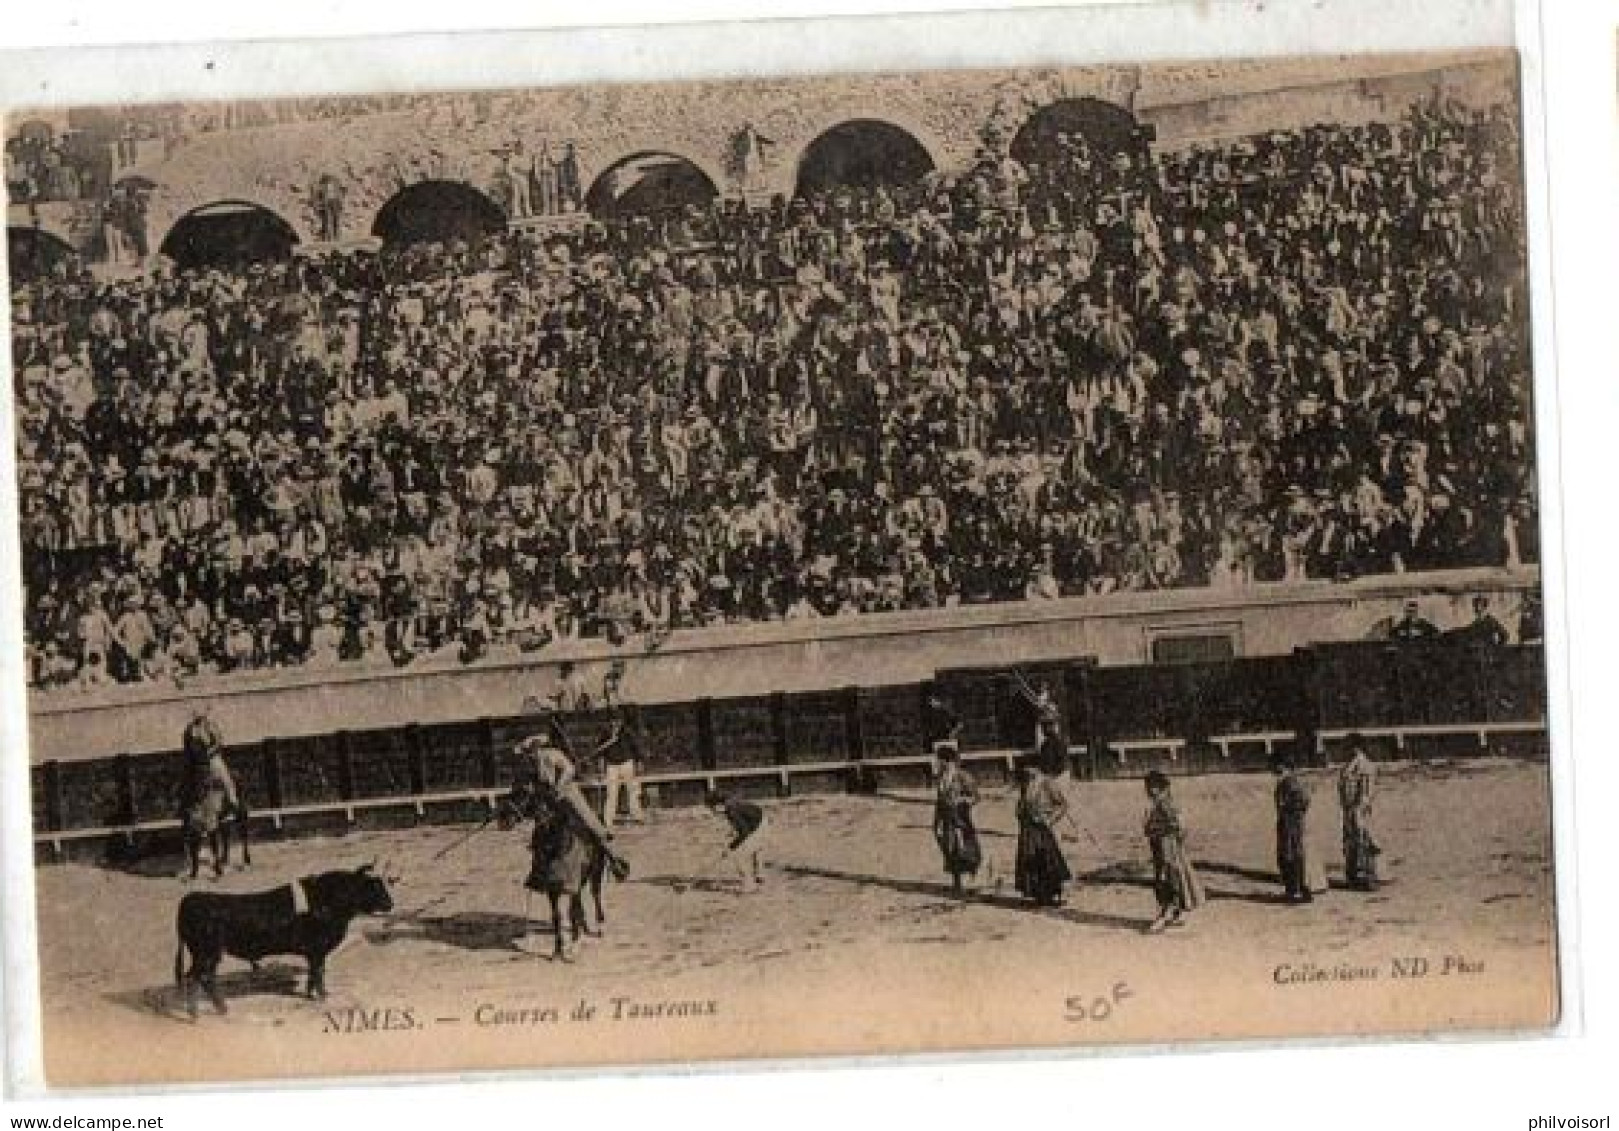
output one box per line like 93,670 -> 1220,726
3,31 -> 1561,1090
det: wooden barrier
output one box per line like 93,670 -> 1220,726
30,641 -> 1550,861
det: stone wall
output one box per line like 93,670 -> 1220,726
1142,57 -> 1519,146
98,49 -> 1517,255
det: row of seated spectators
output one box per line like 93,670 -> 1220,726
11,96 -> 1539,690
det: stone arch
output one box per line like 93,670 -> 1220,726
791,118 -> 941,200
147,178 -> 316,257
158,200 -> 301,270
371,179 -> 508,247
1010,96 -> 1142,169
7,225 -> 79,282
584,150 -> 722,220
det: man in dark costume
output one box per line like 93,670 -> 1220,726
1014,759 -> 1071,907
1272,751 -> 1313,903
932,745 -> 982,894
1388,598 -> 1439,642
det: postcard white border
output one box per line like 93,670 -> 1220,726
1,0 -> 1605,1124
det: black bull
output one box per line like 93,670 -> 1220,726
174,866 -> 394,1015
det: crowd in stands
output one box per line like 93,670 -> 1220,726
6,127 -> 110,206
10,95 -> 1538,690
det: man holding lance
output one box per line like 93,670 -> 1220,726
1033,690 -> 1069,777
499,719 -> 628,961
922,691 -> 963,784
1009,671 -> 1069,776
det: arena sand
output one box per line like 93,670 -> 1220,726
31,759 -> 1558,1087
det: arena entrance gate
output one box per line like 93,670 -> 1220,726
371,180 -> 508,248
158,201 -> 300,270
794,119 -> 935,199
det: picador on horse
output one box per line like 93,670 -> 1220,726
498,720 -> 629,962
178,712 -> 250,880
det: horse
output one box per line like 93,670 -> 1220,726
506,787 -> 625,962
182,795 -> 252,880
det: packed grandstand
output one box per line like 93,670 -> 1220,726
8,90 -> 1536,691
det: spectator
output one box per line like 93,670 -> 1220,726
1388,599 -> 1440,643
595,708 -> 645,827
1457,594 -> 1510,647
1517,592 -> 1543,645
552,661 -> 592,713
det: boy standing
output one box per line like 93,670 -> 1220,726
1143,771 -> 1204,932
596,709 -> 646,827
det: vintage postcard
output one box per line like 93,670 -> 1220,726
3,27 -> 1558,1089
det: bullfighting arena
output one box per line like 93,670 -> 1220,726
33,758 -> 1557,1087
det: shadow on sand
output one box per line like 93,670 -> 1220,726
1189,860 -> 1360,902
867,790 -> 936,807
366,911 -> 549,952
1075,861 -> 1154,887
1206,888 -> 1300,906
638,874 -> 747,894
1074,858 -> 1324,906
1193,860 -> 1281,885
103,850 -> 191,880
897,822 -> 1014,840
780,863 -> 1154,932
107,961 -> 306,1023
90,820 -> 254,880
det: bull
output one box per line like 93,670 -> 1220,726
173,864 -> 395,1016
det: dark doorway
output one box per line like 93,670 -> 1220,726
1010,98 -> 1142,168
585,153 -> 719,221
158,201 -> 299,270
794,120 -> 934,199
7,226 -> 78,282
371,180 -> 507,248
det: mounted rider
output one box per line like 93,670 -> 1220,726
178,710 -> 243,879
499,718 -> 626,960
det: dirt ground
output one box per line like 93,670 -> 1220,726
30,758 -> 1560,1087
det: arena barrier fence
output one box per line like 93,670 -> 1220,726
30,640 -> 1548,861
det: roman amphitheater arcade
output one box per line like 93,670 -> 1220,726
43,68 -> 1200,268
